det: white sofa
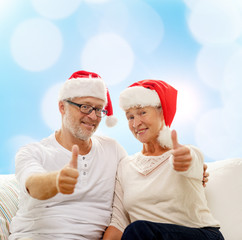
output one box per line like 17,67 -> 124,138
0,174 -> 19,240
0,158 -> 242,240
205,158 -> 242,240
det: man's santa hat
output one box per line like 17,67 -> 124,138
119,79 -> 178,148
59,70 -> 117,127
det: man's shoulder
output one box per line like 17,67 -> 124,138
17,133 -> 55,155
93,134 -> 118,145
120,153 -> 135,164
186,144 -> 204,162
93,135 -> 127,155
39,133 -> 56,146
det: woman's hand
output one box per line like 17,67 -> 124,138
171,130 -> 192,172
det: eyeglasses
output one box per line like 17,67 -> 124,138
65,100 -> 108,118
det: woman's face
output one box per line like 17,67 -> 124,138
125,106 -> 164,144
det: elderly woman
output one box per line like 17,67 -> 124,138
103,80 -> 224,240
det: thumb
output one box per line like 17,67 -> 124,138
69,145 -> 79,169
171,129 -> 180,149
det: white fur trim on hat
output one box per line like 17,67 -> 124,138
119,86 -> 160,110
58,77 -> 107,104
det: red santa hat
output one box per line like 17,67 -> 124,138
59,70 -> 117,127
119,79 -> 177,127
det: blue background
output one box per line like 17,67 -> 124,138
1,0 -> 242,174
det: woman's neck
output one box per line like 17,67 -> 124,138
142,141 -> 170,156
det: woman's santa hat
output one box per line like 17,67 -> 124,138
119,79 -> 178,148
59,70 -> 117,127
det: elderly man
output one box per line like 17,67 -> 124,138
9,70 -> 128,240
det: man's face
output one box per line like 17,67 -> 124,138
62,97 -> 105,140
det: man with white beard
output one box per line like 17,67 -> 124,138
9,70 -> 128,240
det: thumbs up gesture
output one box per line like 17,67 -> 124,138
69,145 -> 79,169
56,145 -> 79,194
171,130 -> 192,172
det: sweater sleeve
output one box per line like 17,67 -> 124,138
170,145 -> 204,180
109,168 -> 130,232
15,144 -> 46,196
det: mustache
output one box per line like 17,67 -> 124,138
80,119 -> 97,126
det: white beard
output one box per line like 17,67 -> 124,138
157,125 -> 173,149
63,108 -> 94,141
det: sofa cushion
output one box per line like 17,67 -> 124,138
0,174 -> 19,240
206,158 -> 242,240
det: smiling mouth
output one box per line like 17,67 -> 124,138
136,128 -> 147,134
81,121 -> 95,128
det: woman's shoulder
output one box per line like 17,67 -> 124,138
185,144 -> 204,162
119,152 -> 140,166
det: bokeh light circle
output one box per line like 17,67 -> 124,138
11,18 -> 63,71
31,0 -> 82,19
175,83 -> 201,124
188,0 -> 242,44
222,49 -> 242,100
196,44 -> 241,90
7,135 -> 38,173
195,108 -> 241,160
81,33 -> 134,85
41,83 -> 62,131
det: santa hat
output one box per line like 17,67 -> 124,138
119,79 -> 177,127
59,70 -> 117,127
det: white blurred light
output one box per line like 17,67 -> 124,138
195,108 -> 241,160
9,135 -> 37,150
31,0 -> 82,19
77,1 -> 163,54
188,0 -> 242,44
222,49 -> 242,99
175,83 -> 201,124
41,83 -> 62,131
125,1 -> 164,54
77,1 -> 128,40
7,135 -> 38,172
234,0 -> 242,13
0,0 -> 9,9
81,33 -> 134,86
84,0 -> 110,3
182,0 -> 198,9
11,18 -> 63,71
221,49 -> 242,138
223,98 -> 242,139
0,0 -> 11,10
97,2 -> 129,35
196,44 -> 241,90
0,0 -> 15,20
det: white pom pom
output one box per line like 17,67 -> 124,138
157,125 -> 173,149
105,115 -> 118,127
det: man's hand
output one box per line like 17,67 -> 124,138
202,163 -> 209,187
56,145 -> 79,194
171,129 -> 192,172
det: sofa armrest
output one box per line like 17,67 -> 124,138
206,158 -> 242,240
0,174 -> 19,240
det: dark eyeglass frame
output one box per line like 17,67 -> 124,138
64,100 -> 107,118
